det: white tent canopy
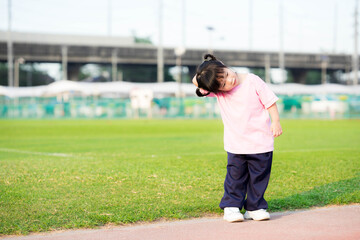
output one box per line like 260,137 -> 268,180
269,83 -> 360,95
0,80 -> 199,98
0,80 -> 359,98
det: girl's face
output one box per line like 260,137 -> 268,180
218,68 -> 240,92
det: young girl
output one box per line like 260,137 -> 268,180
192,54 -> 282,222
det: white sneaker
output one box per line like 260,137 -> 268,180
223,207 -> 244,222
244,209 -> 270,221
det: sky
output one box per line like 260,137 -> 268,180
0,0 -> 358,82
0,0 -> 358,55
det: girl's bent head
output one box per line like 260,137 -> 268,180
195,54 -> 227,97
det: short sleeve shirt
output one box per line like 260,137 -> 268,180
210,73 -> 278,154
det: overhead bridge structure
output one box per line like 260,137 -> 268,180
0,31 -> 353,84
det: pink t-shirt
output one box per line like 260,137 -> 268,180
209,73 -> 278,154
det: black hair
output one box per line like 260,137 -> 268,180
195,54 -> 227,97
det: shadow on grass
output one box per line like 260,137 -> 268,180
268,176 -> 360,212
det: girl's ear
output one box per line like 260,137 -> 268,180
192,75 -> 198,86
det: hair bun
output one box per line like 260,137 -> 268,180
204,54 -> 216,61
196,88 -> 210,97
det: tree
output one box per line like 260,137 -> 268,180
131,30 -> 153,45
134,36 -> 152,45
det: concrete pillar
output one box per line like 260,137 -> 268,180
264,54 -> 271,83
14,58 -> 25,87
7,0 -> 13,87
157,50 -> 164,82
157,0 -> 164,83
61,46 -> 68,80
112,49 -> 118,81
7,36 -> 13,87
321,61 -> 328,84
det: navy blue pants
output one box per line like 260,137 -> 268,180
219,151 -> 273,211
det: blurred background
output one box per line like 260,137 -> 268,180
0,0 -> 360,119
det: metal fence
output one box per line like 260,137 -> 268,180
1,94 -> 360,119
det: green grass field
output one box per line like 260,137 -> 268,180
0,119 -> 359,235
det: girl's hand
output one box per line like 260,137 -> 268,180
267,103 -> 283,137
271,121 -> 283,137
